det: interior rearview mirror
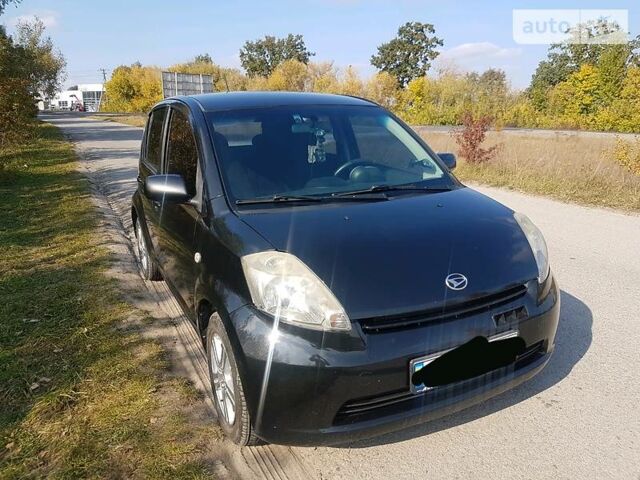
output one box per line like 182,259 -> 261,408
437,153 -> 457,171
144,174 -> 191,204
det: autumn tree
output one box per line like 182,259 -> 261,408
365,72 -> 399,109
0,19 -> 65,148
239,34 -> 314,77
14,17 -> 67,100
102,64 -> 162,113
0,25 -> 35,148
265,59 -> 307,91
370,22 -> 443,87
528,19 -> 640,109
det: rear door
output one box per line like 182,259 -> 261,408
156,105 -> 203,310
139,106 -> 168,252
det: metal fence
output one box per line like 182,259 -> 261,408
161,72 -> 215,98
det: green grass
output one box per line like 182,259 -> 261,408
0,124 -> 221,479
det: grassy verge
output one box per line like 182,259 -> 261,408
91,114 -> 147,128
0,124 -> 221,479
420,130 -> 640,212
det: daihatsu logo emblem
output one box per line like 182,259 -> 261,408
445,273 -> 468,291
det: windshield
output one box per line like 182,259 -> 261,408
207,105 -> 455,203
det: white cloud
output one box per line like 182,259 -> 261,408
8,10 -> 59,29
438,42 -> 522,63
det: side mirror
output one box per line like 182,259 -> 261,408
437,153 -> 457,171
144,174 -> 191,204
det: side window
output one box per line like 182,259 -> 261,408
166,109 -> 198,197
146,107 -> 167,170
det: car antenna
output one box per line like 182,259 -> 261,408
223,74 -> 230,92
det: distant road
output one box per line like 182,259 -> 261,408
49,111 -> 640,140
45,113 -> 640,480
414,124 -> 640,140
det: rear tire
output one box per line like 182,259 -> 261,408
135,220 -> 162,281
206,313 -> 261,446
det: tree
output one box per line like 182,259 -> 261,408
14,17 -> 66,100
102,64 -> 162,113
365,72 -> 400,109
370,22 -> 443,87
528,19 -> 640,109
239,34 -> 314,77
0,25 -> 35,148
265,59 -> 307,91
339,66 -> 364,97
306,62 -> 339,93
0,0 -> 20,15
0,19 -> 65,148
194,53 -> 213,64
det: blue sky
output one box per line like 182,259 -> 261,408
2,0 -> 638,90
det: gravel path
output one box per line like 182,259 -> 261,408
45,113 -> 640,480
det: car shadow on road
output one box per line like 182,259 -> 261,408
341,289 -> 592,448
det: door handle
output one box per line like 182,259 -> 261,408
151,200 -> 161,210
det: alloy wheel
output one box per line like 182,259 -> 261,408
136,222 -> 149,273
210,333 -> 236,425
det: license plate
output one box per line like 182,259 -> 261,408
410,330 -> 520,394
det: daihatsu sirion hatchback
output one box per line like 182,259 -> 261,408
132,92 -> 560,446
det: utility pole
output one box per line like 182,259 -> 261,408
98,68 -> 108,112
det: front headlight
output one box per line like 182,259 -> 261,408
514,212 -> 550,283
241,251 -> 351,332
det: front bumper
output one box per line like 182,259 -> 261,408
229,277 -> 560,446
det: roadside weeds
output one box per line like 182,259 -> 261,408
0,124 -> 227,479
422,130 -> 640,212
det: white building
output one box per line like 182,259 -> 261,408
45,83 -> 105,112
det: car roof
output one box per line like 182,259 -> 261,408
176,91 -> 378,112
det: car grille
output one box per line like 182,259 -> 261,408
334,340 -> 545,425
358,284 -> 528,333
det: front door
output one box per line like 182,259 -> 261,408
139,106 -> 168,253
156,106 -> 202,311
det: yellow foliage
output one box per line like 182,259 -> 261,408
265,59 -> 308,91
102,64 -> 162,113
307,62 -> 340,93
100,57 -> 640,135
365,72 -> 399,109
613,137 -> 640,175
339,66 -> 365,97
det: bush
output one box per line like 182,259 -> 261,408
613,137 -> 640,175
102,64 -> 162,113
452,113 -> 500,164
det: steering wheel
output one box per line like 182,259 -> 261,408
334,159 -> 379,179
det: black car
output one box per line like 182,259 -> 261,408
132,92 -> 560,446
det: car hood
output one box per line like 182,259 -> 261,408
237,187 -> 538,320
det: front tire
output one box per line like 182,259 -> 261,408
206,313 -> 261,446
135,220 -> 161,281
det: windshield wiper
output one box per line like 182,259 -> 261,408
236,194 -> 324,205
333,184 -> 452,197
236,192 -> 390,206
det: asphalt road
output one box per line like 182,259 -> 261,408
45,113 -> 640,480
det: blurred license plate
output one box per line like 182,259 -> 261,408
410,330 -> 520,394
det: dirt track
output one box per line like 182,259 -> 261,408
45,113 -> 640,480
